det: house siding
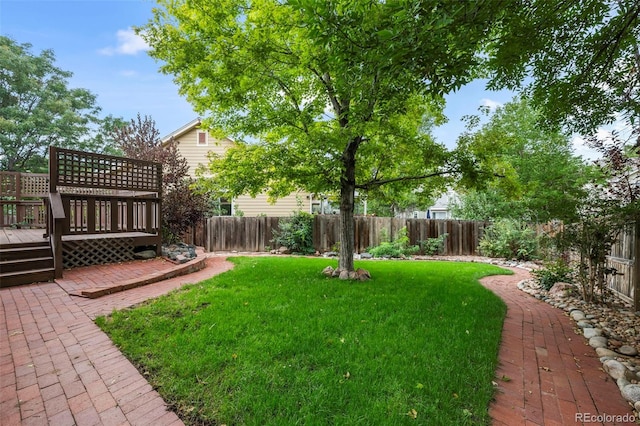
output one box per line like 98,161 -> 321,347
234,193 -> 311,217
171,130 -> 234,177
165,121 -> 312,216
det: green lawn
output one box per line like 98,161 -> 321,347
96,257 -> 510,425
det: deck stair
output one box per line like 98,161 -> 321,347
0,241 -> 55,287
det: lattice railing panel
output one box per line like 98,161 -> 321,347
0,172 -> 17,197
0,172 -> 48,198
62,237 -> 136,269
53,147 -> 162,192
21,174 -> 48,197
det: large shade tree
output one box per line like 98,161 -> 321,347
141,0 -> 509,273
0,36 -> 105,172
141,0 -> 639,274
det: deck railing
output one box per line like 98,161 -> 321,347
0,171 -> 48,228
48,147 -> 163,277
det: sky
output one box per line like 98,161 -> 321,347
1,0 -> 596,156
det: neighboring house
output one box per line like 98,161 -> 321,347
161,119 -> 313,217
396,189 -> 459,220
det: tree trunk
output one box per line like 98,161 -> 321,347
338,141 -> 358,273
339,180 -> 355,272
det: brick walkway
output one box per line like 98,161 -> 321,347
1,259 -> 637,425
0,256 -> 234,426
482,268 -> 636,426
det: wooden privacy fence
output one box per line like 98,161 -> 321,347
315,216 -> 488,255
201,215 -> 488,255
0,171 -> 48,228
606,221 -> 639,307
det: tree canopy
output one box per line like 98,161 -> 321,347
141,0 -> 510,272
0,36 -> 107,172
487,0 -> 640,132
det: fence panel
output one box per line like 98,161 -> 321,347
202,215 -> 488,255
606,222 -> 637,303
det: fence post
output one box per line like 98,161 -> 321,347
634,221 -> 640,312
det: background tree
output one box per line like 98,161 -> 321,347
452,97 -> 592,223
0,36 -> 104,172
141,0 -> 509,274
110,114 -> 208,243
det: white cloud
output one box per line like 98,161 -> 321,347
99,28 -> 149,56
480,98 -> 502,112
119,70 -> 138,77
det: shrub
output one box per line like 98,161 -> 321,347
271,211 -> 315,254
531,259 -> 574,290
478,219 -> 539,260
419,233 -> 448,255
162,180 -> 208,244
368,227 -> 419,258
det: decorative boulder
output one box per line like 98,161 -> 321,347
322,266 -> 335,277
622,384 -> 640,403
548,282 -> 575,297
356,268 -> 371,281
619,345 -> 639,357
133,249 -> 157,260
603,359 -> 636,381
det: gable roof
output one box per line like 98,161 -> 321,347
161,118 -> 237,147
160,118 -> 202,144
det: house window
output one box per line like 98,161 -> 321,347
218,198 -> 232,216
197,131 -> 208,146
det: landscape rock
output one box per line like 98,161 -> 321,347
619,345 -> 639,357
618,378 -> 631,391
570,310 -> 586,321
622,384 -> 640,403
324,251 -> 338,257
162,243 -> 197,263
360,253 -> 373,259
322,266 -> 335,277
517,275 -> 640,418
548,282 -> 575,297
603,359 -> 635,380
339,270 -> 349,280
588,336 -> 608,349
133,249 -> 157,260
583,328 -> 603,339
278,246 -> 290,254
355,268 -> 371,281
596,347 -> 619,358
577,320 -> 593,329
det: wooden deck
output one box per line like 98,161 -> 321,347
0,228 -> 48,246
